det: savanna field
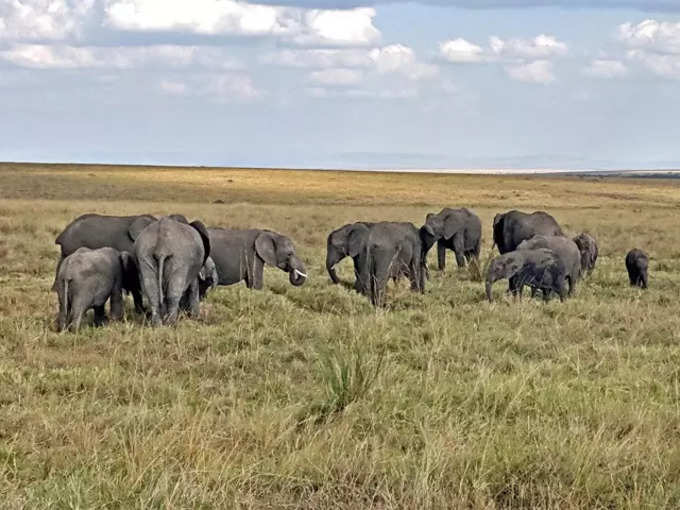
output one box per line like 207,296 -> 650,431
3,162 -> 680,508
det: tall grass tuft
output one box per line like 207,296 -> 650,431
313,345 -> 384,419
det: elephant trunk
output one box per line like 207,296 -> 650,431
326,248 -> 342,284
289,257 -> 307,287
485,279 -> 494,302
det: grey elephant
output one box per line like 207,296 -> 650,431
179,256 -> 219,312
573,233 -> 598,275
421,208 -> 482,271
517,235 -> 581,296
208,228 -> 307,289
135,217 -> 211,326
486,248 -> 568,303
326,222 -> 409,291
492,210 -> 564,254
54,213 -> 188,313
355,222 -> 425,307
626,249 -> 648,289
54,247 -> 137,332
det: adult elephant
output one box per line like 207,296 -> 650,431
421,208 -> 482,271
492,210 -> 564,254
135,216 -> 211,326
208,228 -> 307,289
517,235 -> 581,296
356,222 -> 425,307
54,213 -> 188,313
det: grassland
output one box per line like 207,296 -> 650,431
2,162 -> 680,508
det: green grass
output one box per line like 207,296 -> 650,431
1,163 -> 680,508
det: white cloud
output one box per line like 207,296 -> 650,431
627,49 -> 680,78
369,44 -> 438,80
619,19 -> 680,54
0,0 -> 95,41
261,48 -> 373,69
439,38 -> 484,63
0,44 -> 241,70
159,73 -> 261,101
490,34 -> 567,60
104,0 -> 380,46
159,79 -> 187,95
583,59 -> 628,78
306,86 -> 417,100
308,68 -> 363,86
505,60 -> 555,84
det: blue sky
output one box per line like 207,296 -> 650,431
1,1 -> 679,170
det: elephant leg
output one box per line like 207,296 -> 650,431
437,241 -> 446,271
110,282 -> 124,322
69,299 -> 87,332
57,284 -> 69,332
131,286 -> 145,315
252,257 -> 265,290
93,305 -> 108,327
186,278 -> 200,319
139,258 -> 162,327
452,235 -> 466,268
163,276 -> 186,325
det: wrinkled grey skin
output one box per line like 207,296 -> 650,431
626,249 -> 649,289
326,222 -> 410,291
54,213 -> 188,313
486,248 -> 568,303
355,222 -> 425,307
179,256 -> 218,311
492,210 -> 564,254
54,247 -> 136,332
135,217 -> 211,326
517,235 -> 581,296
421,208 -> 482,271
573,233 -> 599,275
208,228 -> 307,289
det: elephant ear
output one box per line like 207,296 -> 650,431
190,221 -> 211,264
443,217 -> 461,240
128,216 -> 155,242
169,214 -> 189,224
255,231 -> 278,267
347,225 -> 369,258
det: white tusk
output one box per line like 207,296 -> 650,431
294,270 -> 308,278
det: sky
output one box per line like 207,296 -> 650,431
1,1 -> 680,170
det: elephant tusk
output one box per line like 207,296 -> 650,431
294,269 -> 308,279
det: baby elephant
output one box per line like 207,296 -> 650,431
486,248 -> 568,302
626,249 -> 649,289
54,247 -> 137,332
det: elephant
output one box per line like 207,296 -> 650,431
134,216 -> 211,326
517,235 -> 581,296
54,247 -> 137,332
54,213 -> 188,313
326,222 -> 410,291
355,222 -> 425,307
626,249 -> 648,289
179,256 -> 218,312
492,210 -> 564,254
207,228 -> 307,289
573,233 -> 598,275
421,208 -> 482,271
486,248 -> 568,303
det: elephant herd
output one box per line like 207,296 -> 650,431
51,208 -> 649,332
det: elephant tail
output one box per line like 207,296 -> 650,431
157,255 -> 167,306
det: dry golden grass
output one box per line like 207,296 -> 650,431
2,162 -> 680,508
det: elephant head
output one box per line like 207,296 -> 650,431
197,256 -> 218,299
492,213 -> 505,253
326,223 -> 371,284
485,253 -> 522,302
255,231 -> 307,286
